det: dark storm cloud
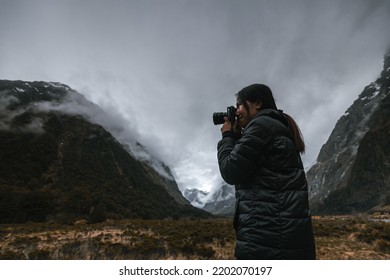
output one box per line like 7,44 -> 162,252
1,0 -> 389,192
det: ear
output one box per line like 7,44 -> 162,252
255,101 -> 262,111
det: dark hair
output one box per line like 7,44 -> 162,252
236,84 -> 305,154
236,84 -> 277,110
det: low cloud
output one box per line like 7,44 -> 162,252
35,88 -> 175,179
0,94 -> 45,133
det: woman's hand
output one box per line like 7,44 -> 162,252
221,117 -> 242,138
220,117 -> 232,134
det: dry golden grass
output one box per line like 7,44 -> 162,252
0,216 -> 388,260
312,215 -> 390,259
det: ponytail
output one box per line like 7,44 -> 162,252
283,113 -> 305,154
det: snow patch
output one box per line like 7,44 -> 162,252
14,87 -> 25,93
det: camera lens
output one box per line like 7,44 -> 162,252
213,112 -> 226,125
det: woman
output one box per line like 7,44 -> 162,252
217,84 -> 316,260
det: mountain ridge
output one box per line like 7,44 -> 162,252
307,52 -> 390,214
0,80 -> 210,224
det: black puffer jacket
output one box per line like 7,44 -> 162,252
217,109 -> 316,260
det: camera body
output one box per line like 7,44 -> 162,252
213,106 -> 236,125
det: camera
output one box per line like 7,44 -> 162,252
213,106 -> 236,125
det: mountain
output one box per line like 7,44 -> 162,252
307,52 -> 390,214
183,188 -> 209,209
0,80 -> 210,224
202,183 -> 235,217
183,183 -> 235,217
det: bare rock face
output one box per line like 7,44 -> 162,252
307,52 -> 390,214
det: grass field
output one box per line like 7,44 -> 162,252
0,215 -> 389,260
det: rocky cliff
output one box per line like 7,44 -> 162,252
307,52 -> 390,214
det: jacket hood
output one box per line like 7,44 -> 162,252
254,108 -> 289,127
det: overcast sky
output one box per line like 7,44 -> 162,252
1,0 -> 390,194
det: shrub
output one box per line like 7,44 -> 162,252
28,249 -> 51,260
373,240 -> 390,254
0,250 -> 25,260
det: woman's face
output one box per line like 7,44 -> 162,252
236,99 -> 261,128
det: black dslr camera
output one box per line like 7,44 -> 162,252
213,106 -> 236,125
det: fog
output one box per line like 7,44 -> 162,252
1,0 -> 389,193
